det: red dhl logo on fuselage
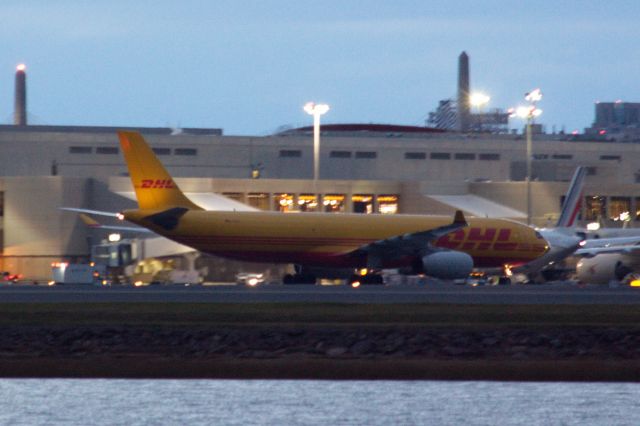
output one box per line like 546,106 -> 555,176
435,227 -> 543,252
139,179 -> 175,189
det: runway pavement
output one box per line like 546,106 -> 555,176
1,282 -> 640,304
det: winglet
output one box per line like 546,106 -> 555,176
453,210 -> 467,226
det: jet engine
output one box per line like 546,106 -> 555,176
421,251 -> 473,279
575,253 -> 634,285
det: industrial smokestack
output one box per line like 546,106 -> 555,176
14,64 -> 27,126
457,52 -> 470,132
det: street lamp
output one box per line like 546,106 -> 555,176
469,92 -> 490,131
303,102 -> 330,182
510,89 -> 543,226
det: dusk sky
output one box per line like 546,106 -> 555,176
1,1 -> 638,135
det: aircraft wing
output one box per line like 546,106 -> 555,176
60,207 -> 120,217
78,213 -> 152,233
355,210 -> 468,267
575,243 -> 640,258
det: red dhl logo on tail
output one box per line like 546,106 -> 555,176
139,179 -> 175,189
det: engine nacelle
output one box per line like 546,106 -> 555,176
576,254 -> 633,285
421,251 -> 473,280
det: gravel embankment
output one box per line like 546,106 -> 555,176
0,325 -> 638,381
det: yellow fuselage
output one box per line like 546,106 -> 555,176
124,209 -> 548,269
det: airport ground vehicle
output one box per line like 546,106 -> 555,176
236,272 -> 266,286
50,262 -> 107,285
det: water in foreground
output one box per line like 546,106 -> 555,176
0,379 -> 638,425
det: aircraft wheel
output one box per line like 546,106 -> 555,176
283,274 -> 295,285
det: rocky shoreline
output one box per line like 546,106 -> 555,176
1,324 -> 639,380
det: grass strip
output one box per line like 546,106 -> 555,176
0,303 -> 638,328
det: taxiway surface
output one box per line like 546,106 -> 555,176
1,283 -> 639,304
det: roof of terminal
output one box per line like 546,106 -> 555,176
0,124 -> 222,136
278,123 -> 446,136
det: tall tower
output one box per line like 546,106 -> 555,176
14,64 -> 27,126
457,52 -> 470,132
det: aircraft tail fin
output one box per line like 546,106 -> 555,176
117,131 -> 203,211
556,166 -> 587,228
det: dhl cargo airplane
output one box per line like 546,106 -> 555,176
116,131 -> 549,284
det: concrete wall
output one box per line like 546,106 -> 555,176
2,177 -> 90,280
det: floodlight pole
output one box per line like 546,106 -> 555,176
526,117 -> 533,226
303,102 -> 330,183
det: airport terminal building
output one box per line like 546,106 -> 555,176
1,123 -> 640,280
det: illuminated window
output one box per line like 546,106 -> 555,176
635,198 -> 640,221
274,193 -> 296,212
298,194 -> 318,212
609,197 -> 630,221
247,193 -> 270,210
175,148 -> 197,156
323,194 -> 345,213
69,146 -> 92,154
377,195 -> 398,214
584,196 -> 606,221
352,194 -> 373,214
96,147 -> 118,154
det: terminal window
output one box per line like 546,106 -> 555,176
152,147 -> 171,156
552,154 -> 573,160
274,193 -> 296,212
430,152 -> 451,160
609,197 -> 630,221
323,194 -> 345,213
247,193 -> 270,210
279,150 -> 302,158
352,194 -> 373,214
377,195 -> 398,214
600,155 -> 621,161
584,195 -> 606,221
405,152 -> 426,160
355,151 -> 377,159
298,194 -> 318,212
330,151 -> 352,158
479,153 -> 500,161
96,147 -> 118,155
174,148 -> 198,156
69,146 -> 92,154
454,153 -> 475,160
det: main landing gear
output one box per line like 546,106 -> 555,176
348,269 -> 384,287
282,273 -> 317,285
